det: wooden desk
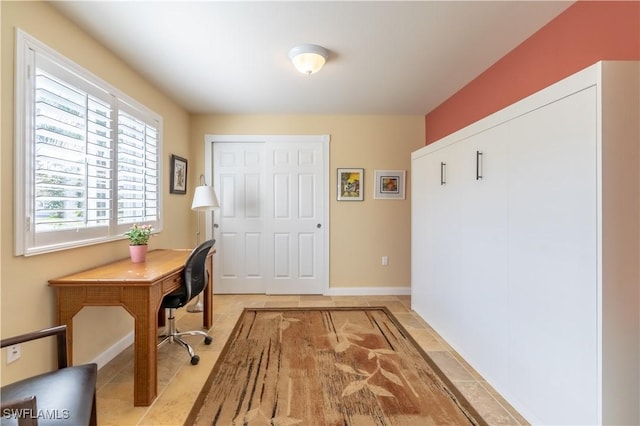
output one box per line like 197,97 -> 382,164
48,249 -> 213,406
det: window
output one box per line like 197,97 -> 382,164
15,30 -> 162,256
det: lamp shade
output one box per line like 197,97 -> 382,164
191,185 -> 220,211
289,44 -> 329,75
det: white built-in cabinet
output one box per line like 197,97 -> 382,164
411,61 -> 639,425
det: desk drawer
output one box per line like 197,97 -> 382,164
162,273 -> 182,293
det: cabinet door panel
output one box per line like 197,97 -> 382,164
413,132 -> 510,389
412,146 -> 460,330
410,151 -> 431,318
506,87 -> 598,424
454,126 -> 509,386
412,143 -> 466,328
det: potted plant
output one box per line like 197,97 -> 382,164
124,224 -> 152,263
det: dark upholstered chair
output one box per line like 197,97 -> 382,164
0,325 -> 97,426
158,239 -> 214,365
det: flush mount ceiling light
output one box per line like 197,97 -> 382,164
288,44 -> 329,75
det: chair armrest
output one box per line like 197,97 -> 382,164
1,326 -> 68,369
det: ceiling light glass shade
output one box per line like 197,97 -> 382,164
191,185 -> 220,211
289,44 -> 329,75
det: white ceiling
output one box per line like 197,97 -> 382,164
51,1 -> 573,115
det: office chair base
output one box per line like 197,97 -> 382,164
158,310 -> 213,365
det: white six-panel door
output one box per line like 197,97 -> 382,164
207,135 -> 329,295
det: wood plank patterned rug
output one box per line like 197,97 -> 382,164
186,307 -> 486,425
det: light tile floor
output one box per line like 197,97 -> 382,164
96,295 -> 529,425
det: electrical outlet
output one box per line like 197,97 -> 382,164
7,344 -> 21,364
381,256 -> 388,266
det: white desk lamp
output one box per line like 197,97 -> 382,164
187,175 -> 220,312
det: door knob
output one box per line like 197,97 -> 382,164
316,224 -> 322,228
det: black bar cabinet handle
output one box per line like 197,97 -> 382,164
440,162 -> 446,185
476,151 -> 483,180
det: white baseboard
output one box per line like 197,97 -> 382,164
90,331 -> 134,370
324,286 -> 411,296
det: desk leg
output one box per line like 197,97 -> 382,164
122,285 -> 163,407
54,288 -> 86,366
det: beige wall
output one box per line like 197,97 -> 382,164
1,1 -> 192,384
190,115 -> 424,288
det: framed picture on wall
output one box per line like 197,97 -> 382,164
337,168 -> 364,201
374,170 -> 405,200
170,154 -> 188,194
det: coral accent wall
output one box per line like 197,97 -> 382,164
425,1 -> 640,144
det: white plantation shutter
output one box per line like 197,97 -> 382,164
117,109 -> 159,225
34,66 -> 113,233
16,30 -> 162,255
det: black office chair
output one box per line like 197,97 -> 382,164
158,239 -> 214,365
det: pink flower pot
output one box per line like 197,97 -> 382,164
129,245 -> 148,263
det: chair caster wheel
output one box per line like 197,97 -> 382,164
204,336 -> 213,345
191,355 -> 200,365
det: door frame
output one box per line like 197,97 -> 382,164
204,134 -> 331,294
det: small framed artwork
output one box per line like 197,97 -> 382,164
170,154 -> 188,194
374,170 -> 406,200
337,168 -> 364,201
